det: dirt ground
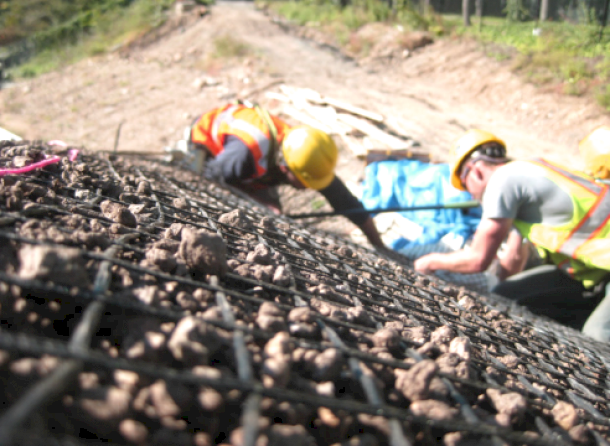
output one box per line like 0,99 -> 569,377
1,1 -> 610,243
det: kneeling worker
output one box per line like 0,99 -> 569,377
189,103 -> 385,249
414,127 -> 610,342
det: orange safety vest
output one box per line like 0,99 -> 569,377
190,104 -> 291,181
513,158 -> 610,287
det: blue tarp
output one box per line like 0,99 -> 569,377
361,159 -> 482,251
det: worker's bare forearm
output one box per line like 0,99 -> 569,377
415,249 -> 490,275
414,218 -> 513,276
498,237 -> 529,280
361,217 -> 386,249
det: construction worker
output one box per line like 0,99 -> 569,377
414,127 -> 610,342
189,103 -> 386,248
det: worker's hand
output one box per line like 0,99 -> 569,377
414,254 -> 437,275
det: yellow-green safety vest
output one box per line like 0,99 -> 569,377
513,158 -> 610,288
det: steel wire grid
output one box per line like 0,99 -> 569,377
0,142 -> 610,446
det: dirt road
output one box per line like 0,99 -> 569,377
2,1 -> 609,162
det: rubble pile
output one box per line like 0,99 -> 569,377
0,140 -> 609,446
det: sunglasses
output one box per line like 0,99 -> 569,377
459,162 -> 472,189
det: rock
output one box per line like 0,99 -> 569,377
13,156 -> 31,167
430,325 -> 455,344
371,328 -> 400,351
146,248 -> 177,272
173,197 -> 190,210
218,209 -> 253,231
264,331 -> 293,358
167,316 -> 221,365
251,264 -> 275,282
448,337 -> 471,362
247,243 -> 273,265
486,389 -> 527,423
136,181 -> 152,195
395,360 -> 438,401
100,200 -> 137,227
198,387 -> 224,411
497,355 -> 521,369
114,370 -> 140,393
256,302 -> 287,332
79,372 -> 100,389
436,353 -> 468,378
77,386 -> 132,422
272,265 -> 291,286
153,238 -> 181,253
348,306 -> 376,327
262,355 -> 291,388
165,223 -> 186,240
262,332 -> 293,388
18,245 -> 90,287
10,358 -> 38,376
552,401 -> 579,431
119,419 -> 148,444
402,326 -> 428,345
149,380 -> 193,418
178,227 -> 227,276
312,348 -> 343,381
176,291 -> 199,310
288,307 -> 316,323
410,399 -> 459,421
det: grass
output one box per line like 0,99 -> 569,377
192,34 -> 256,72
262,0 -> 439,58
445,14 -> 610,107
266,3 -> 610,111
6,0 -> 173,79
212,35 -> 253,59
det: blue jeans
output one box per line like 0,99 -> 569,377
492,265 -> 610,342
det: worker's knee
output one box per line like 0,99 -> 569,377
582,283 -> 610,342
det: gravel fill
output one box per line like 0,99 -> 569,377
0,140 -> 610,446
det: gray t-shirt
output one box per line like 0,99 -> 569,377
482,160 -> 574,226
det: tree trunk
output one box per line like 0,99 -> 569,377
599,0 -> 610,41
475,0 -> 483,17
539,0 -> 549,21
423,0 -> 431,15
602,0 -> 610,26
463,0 -> 471,26
475,0 -> 483,31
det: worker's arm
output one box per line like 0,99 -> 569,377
359,216 -> 386,249
414,217 -> 513,275
319,176 -> 386,249
204,136 -> 256,184
497,229 -> 529,281
204,136 -> 284,213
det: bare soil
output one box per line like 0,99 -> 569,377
1,1 -> 610,242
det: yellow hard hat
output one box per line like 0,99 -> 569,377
579,125 -> 610,180
282,126 -> 337,190
450,129 -> 506,191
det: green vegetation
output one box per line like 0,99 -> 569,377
449,16 -> 610,102
0,0 -> 175,78
212,35 -> 253,59
266,1 -> 610,111
268,0 -> 435,34
3,0 -> 610,111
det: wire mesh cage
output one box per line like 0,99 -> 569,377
0,140 -> 610,446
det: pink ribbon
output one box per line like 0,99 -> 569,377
0,148 -> 80,177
